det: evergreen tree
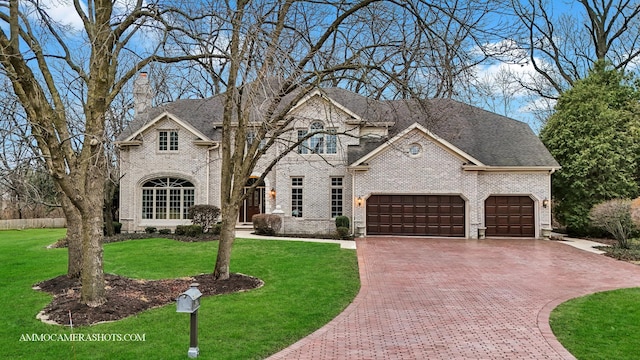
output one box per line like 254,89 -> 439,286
540,61 -> 640,235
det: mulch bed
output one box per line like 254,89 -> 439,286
33,273 -> 263,327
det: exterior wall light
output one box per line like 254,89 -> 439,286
356,196 -> 364,208
542,198 -> 549,208
270,188 -> 276,199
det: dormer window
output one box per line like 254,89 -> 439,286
297,122 -> 337,154
159,130 -> 178,151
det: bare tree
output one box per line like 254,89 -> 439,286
168,0 -> 499,280
508,0 -> 640,98
0,0 -> 220,306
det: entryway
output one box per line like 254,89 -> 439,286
239,177 -> 265,223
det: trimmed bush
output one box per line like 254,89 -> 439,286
186,225 -> 203,237
175,225 -> 203,237
589,199 -> 637,248
113,222 -> 122,234
158,229 -> 171,235
335,216 -> 350,229
630,197 -> 640,229
335,226 -> 351,240
145,226 -> 157,234
189,205 -> 221,232
211,223 -> 222,235
174,225 -> 186,236
252,214 -> 282,235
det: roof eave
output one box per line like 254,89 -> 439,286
462,165 -> 561,173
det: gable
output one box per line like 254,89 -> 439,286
116,112 -> 214,146
351,123 -> 483,167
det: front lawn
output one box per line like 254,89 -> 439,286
550,288 -> 640,360
0,229 -> 359,359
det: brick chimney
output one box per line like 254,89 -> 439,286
133,72 -> 152,115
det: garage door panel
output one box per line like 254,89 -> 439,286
367,195 -> 465,237
485,196 -> 535,237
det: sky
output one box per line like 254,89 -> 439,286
2,0 -> 622,132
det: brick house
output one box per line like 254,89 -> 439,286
117,75 -> 559,238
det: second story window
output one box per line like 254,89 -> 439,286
297,122 -> 337,155
159,130 -> 179,151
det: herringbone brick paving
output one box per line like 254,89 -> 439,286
267,238 -> 640,359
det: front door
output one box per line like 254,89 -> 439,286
239,178 -> 265,223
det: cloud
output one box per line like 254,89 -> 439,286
30,0 -> 86,30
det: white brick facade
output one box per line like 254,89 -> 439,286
351,128 -> 553,238
118,91 -> 556,237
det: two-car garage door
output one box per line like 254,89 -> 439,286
365,194 -> 535,237
366,195 -> 465,236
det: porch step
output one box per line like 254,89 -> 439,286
235,223 -> 254,230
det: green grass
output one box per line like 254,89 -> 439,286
0,229 -> 359,359
550,288 -> 640,360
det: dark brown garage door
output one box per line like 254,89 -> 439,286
366,195 -> 465,236
485,196 -> 535,237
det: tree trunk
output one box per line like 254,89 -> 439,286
61,193 -> 83,278
79,163 -> 106,307
103,179 -> 116,236
213,204 -> 239,280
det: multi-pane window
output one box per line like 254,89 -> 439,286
141,177 -> 194,220
331,177 -> 343,217
291,177 -> 303,217
159,130 -> 179,151
309,122 -> 324,154
297,122 -> 337,154
246,130 -> 266,150
326,129 -> 337,154
297,129 -> 309,154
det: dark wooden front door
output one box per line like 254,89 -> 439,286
239,178 -> 265,223
366,194 -> 465,237
485,196 -> 535,237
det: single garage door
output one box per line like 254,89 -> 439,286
485,196 -> 535,237
366,194 -> 465,236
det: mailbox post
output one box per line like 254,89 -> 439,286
176,283 -> 202,358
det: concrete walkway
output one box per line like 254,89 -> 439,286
266,237 -> 640,360
235,229 -> 357,249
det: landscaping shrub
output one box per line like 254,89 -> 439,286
174,225 -> 186,236
252,214 -> 282,235
189,205 -> 221,232
113,222 -> 122,234
335,216 -> 350,229
211,222 -> 222,235
158,229 -> 171,235
335,226 -> 351,240
175,225 -> 203,237
630,197 -> 640,229
145,226 -> 157,234
589,199 -> 637,248
103,222 -> 123,235
185,225 -> 203,237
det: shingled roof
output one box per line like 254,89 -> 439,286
118,87 -> 559,168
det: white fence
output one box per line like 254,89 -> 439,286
0,218 -> 66,230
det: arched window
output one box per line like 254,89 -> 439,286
142,177 -> 195,220
297,121 -> 337,154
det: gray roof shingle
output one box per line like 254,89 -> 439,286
119,87 -> 559,168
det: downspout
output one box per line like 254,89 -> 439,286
350,167 -> 356,236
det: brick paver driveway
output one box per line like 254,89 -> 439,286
268,238 -> 640,360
